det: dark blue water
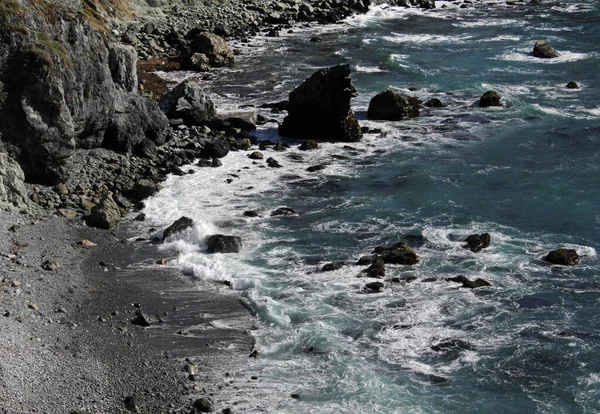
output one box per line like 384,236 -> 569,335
145,1 -> 600,412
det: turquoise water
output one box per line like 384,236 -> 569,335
144,2 -> 600,412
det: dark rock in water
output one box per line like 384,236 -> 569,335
208,112 -> 257,132
565,81 -> 580,89
206,234 -> 242,253
199,139 -> 231,159
248,151 -> 264,160
367,90 -> 420,121
188,52 -> 211,72
464,233 -> 491,252
425,98 -> 444,108
197,159 -> 213,167
322,262 -> 345,272
404,234 -> 428,248
310,36 -> 322,43
363,259 -> 386,278
462,278 -> 492,289
192,397 -> 213,413
159,80 -> 216,125
134,213 -> 146,222
479,91 -> 501,107
307,164 -> 327,172
446,275 -> 470,284
243,210 -> 259,217
266,157 -> 282,168
162,216 -> 194,241
299,140 -> 319,150
211,158 -> 222,168
131,311 -> 158,327
423,373 -> 450,385
357,255 -> 377,265
188,32 -> 234,67
124,395 -> 142,412
131,179 -> 162,201
88,194 -> 121,229
272,207 -> 297,216
533,40 -> 559,59
365,281 -> 384,292
373,242 -> 419,265
543,249 -> 580,265
431,339 -> 475,353
259,100 -> 290,112
279,64 -> 363,142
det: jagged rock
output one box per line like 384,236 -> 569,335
464,233 -> 491,253
131,179 -> 162,201
41,259 -> 60,271
271,207 -> 296,216
131,311 -> 158,327
188,32 -> 234,67
367,90 -> 419,121
299,140 -> 319,150
544,249 -> 580,265
162,216 -> 194,241
188,53 -> 211,72
205,234 -> 242,253
0,153 -> 32,213
462,278 -> 492,289
279,64 -> 362,142
479,91 -> 501,107
363,259 -> 386,278
373,242 -> 419,265
322,262 -> 345,272
533,40 -> 559,58
159,79 -> 216,125
199,139 -> 230,159
88,194 -> 121,229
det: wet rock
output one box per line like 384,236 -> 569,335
199,139 -> 231,159
266,157 -> 282,168
185,363 -> 199,376
365,281 -> 384,292
208,113 -> 257,132
543,249 -> 580,266
131,311 -> 159,327
162,216 -> 194,241
248,151 -> 264,160
306,164 -> 326,172
131,180 -> 162,202
367,90 -> 419,121
462,278 -> 492,289
533,40 -> 559,58
271,207 -> 297,216
431,339 -> 475,352
279,64 -> 362,142
425,98 -> 444,108
322,262 -> 345,272
189,52 -> 211,72
205,234 -> 242,253
464,233 -> 491,253
243,210 -> 259,217
356,255 -> 377,265
479,91 -> 501,107
299,140 -> 319,150
88,194 -> 121,229
565,81 -> 579,89
159,79 -> 216,125
363,259 -> 386,278
373,242 -> 419,265
446,275 -> 470,284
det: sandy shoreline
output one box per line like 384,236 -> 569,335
0,212 -> 255,413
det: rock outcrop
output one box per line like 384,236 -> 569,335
544,249 -> 580,265
533,40 -> 559,59
205,234 -> 242,253
367,90 -> 419,121
479,91 -> 501,107
0,1 -> 170,185
185,31 -> 234,68
279,64 -> 362,142
464,233 -> 491,253
0,152 -> 32,213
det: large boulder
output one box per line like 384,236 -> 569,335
159,80 -> 216,125
199,139 -> 230,159
367,90 -> 419,121
162,216 -> 194,241
0,153 -> 32,213
188,32 -> 234,67
205,234 -> 242,253
279,64 -> 362,142
479,91 -> 501,107
543,249 -> 580,265
88,194 -> 122,229
533,40 -> 559,59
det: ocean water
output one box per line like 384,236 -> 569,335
141,1 -> 600,412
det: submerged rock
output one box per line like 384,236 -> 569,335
271,207 -> 297,216
363,259 -> 386,278
543,249 -> 580,265
364,281 -> 384,292
279,64 -> 362,142
367,90 -> 419,121
322,262 -> 345,272
205,234 -> 242,253
373,242 -> 419,265
462,278 -> 492,289
565,81 -> 579,89
533,40 -> 559,59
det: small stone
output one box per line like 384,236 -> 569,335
156,259 -> 168,265
247,151 -> 264,160
291,393 -> 300,399
365,282 -> 384,292
266,157 -> 282,168
249,350 -> 259,358
192,397 -> 213,413
28,303 -> 39,311
131,311 -> 158,326
185,363 -> 199,376
56,307 -> 67,314
3,310 -> 10,317
11,281 -> 21,288
97,316 -> 106,322
78,239 -> 97,247
41,259 -> 60,271
124,395 -> 142,412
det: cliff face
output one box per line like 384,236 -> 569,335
0,0 -> 169,185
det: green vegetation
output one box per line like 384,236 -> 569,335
0,0 -> 28,35
36,32 -> 72,68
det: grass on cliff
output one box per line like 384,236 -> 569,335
36,32 -> 72,68
0,0 -> 29,36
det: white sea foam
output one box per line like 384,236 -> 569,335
383,32 -> 472,45
355,65 -> 386,73
498,48 -> 595,64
